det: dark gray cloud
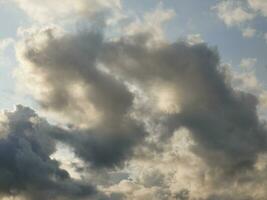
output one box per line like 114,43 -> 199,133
51,119 -> 145,168
100,36 -> 267,173
17,28 -> 147,169
0,105 -> 97,200
174,190 -> 254,200
15,25 -> 267,199
19,27 -> 137,128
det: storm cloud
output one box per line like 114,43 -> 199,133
0,105 -> 97,200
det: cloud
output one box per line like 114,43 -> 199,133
233,58 -> 260,95
213,1 -> 267,43
15,27 -> 147,169
15,24 -> 267,199
186,34 -> 204,45
7,2 -> 267,199
0,105 -> 98,200
14,0 -> 121,23
227,60 -> 267,121
213,0 -> 255,26
233,71 -> 260,92
240,57 -> 257,69
100,33 -> 267,179
248,0 -> 267,16
124,3 -> 175,43
242,27 -> 256,38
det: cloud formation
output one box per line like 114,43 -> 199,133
0,1 -> 267,199
14,0 -> 121,23
213,0 -> 267,41
213,0 -> 255,26
0,105 -> 98,200
100,33 -> 267,173
16,27 -> 147,170
14,22 -> 267,199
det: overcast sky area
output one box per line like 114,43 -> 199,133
1,0 -> 267,200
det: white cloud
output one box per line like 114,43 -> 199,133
234,71 -> 260,92
248,0 -> 267,16
186,34 -> 204,45
242,27 -> 256,38
213,0 -> 255,26
14,0 -> 122,23
229,60 -> 267,113
240,57 -> 257,69
213,1 -> 267,43
124,3 -> 175,43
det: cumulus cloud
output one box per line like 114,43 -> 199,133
233,58 -> 259,95
101,34 -> 267,175
15,27 -> 147,169
248,0 -> 267,17
242,27 -> 257,38
13,21 -> 267,199
124,3 -> 175,43
213,0 -> 267,43
240,57 -> 257,69
0,105 -> 98,200
186,34 -> 204,45
1,1 -> 267,200
14,0 -> 122,24
213,0 -> 255,26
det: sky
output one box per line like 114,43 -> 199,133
0,0 -> 267,200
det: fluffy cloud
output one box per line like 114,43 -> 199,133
124,3 -> 175,43
1,1 -> 266,200
0,105 -> 98,200
15,27 -> 147,169
248,0 -> 267,16
186,34 -> 204,45
213,0 -> 255,26
101,33 -> 267,175
240,57 -> 257,69
213,0 -> 267,43
13,22 -> 267,199
14,0 -> 121,23
242,27 -> 257,38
